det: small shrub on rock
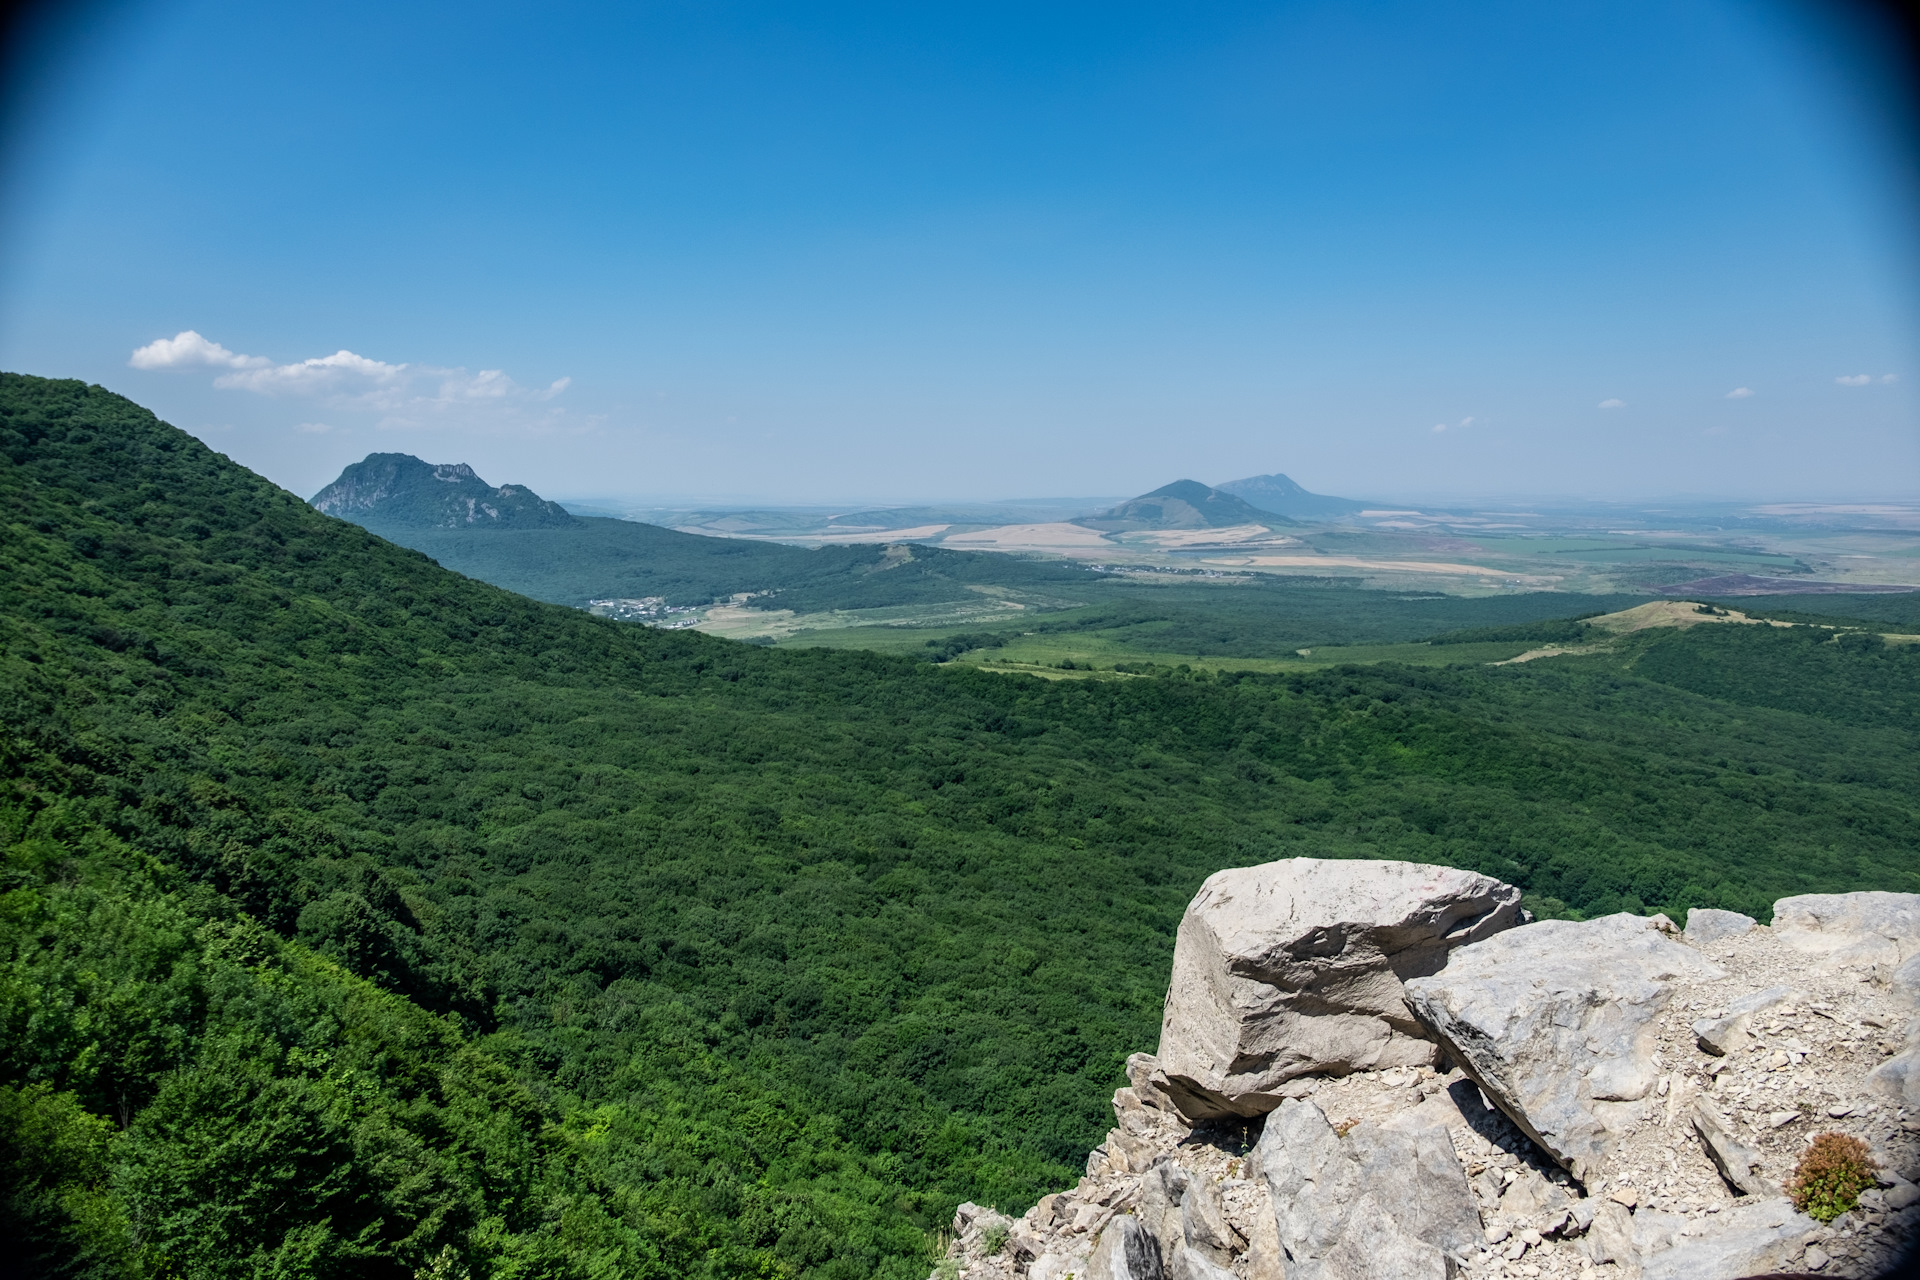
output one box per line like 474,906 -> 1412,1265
1788,1131 -> 1879,1223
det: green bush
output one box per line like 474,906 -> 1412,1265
1789,1132 -> 1878,1223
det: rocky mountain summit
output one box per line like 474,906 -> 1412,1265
934,859 -> 1920,1280
310,452 -> 577,528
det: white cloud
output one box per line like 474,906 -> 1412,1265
1725,387 -> 1754,399
129,330 -> 269,371
294,422 -> 337,434
1598,398 -> 1625,409
127,330 -> 571,431
216,348 -> 411,397
1432,423 -> 1447,433
1883,373 -> 1899,384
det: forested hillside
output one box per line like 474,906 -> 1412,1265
3,374 -> 1918,1278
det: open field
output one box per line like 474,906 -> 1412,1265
641,498 -> 1920,596
745,581 -> 1920,676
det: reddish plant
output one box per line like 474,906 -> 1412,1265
1787,1131 -> 1878,1223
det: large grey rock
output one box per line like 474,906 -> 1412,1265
1583,1198 -> 1638,1273
1682,908 -> 1755,945
1772,891 -> 1920,969
1688,1099 -> 1767,1196
1178,1173 -> 1242,1267
1087,1216 -> 1165,1280
1869,953 -> 1920,1105
1403,914 -> 1725,1179
1238,1183 -> 1287,1280
1154,857 -> 1522,1120
1634,1197 -> 1814,1280
1136,1162 -> 1188,1265
1255,1097 -> 1480,1280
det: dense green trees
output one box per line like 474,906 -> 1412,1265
2,374 -> 1917,1276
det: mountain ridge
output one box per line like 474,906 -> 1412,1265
311,451 -> 578,528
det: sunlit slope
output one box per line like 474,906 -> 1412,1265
3,373 -> 1919,1276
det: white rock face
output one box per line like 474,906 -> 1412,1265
1772,891 -> 1920,969
1085,1215 -> 1162,1280
932,880 -> 1920,1280
1632,1197 -> 1811,1280
1403,914 -> 1725,1178
1683,907 -> 1755,945
1255,1097 -> 1481,1280
1152,857 -> 1522,1120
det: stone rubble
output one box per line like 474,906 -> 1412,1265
933,882 -> 1920,1280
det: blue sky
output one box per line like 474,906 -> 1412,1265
1,0 -> 1915,503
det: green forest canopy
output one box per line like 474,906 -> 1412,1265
3,373 -> 1918,1277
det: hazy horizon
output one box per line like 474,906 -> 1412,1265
4,0 -> 1917,505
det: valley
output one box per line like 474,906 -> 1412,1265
4,375 -> 1918,1278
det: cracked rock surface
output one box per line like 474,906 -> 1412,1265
931,887 -> 1920,1280
1151,857 -> 1523,1121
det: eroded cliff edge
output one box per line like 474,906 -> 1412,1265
934,858 -> 1920,1280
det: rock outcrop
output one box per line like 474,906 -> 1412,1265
1151,857 -> 1523,1120
1403,914 -> 1725,1178
1255,1096 -> 1481,1279
931,879 -> 1920,1280
1684,907 -> 1756,946
1773,892 -> 1920,970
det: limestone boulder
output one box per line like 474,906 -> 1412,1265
1771,890 -> 1920,969
1135,1161 -> 1187,1265
1869,952 -> 1920,1105
1687,1099 -> 1766,1196
1403,914 -> 1724,1179
1153,857 -> 1522,1120
1086,1216 -> 1164,1280
1632,1197 -> 1814,1280
1254,1097 -> 1481,1280
1682,908 -> 1754,945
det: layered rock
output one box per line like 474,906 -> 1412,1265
1403,914 -> 1725,1178
1255,1097 -> 1481,1279
1151,857 -> 1523,1120
1773,892 -> 1920,970
931,881 -> 1920,1280
1683,907 -> 1755,946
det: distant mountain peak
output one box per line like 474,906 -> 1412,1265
310,453 -> 576,529
1215,472 -> 1366,520
1076,479 -> 1296,531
